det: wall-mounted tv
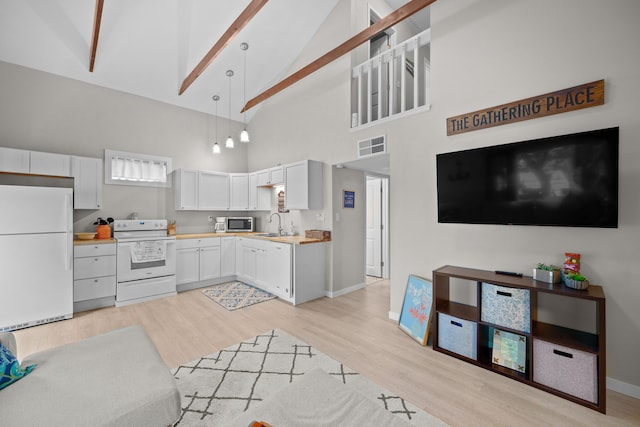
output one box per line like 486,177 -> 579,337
436,127 -> 619,228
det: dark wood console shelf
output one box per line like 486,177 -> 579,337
433,265 -> 606,413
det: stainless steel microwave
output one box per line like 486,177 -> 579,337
225,217 -> 254,232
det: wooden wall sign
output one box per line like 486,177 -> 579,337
447,80 -> 604,136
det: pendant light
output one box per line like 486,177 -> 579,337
240,42 -> 250,143
212,95 -> 221,154
225,70 -> 235,149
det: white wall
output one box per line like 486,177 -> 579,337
389,0 -> 639,389
0,61 -> 249,233
250,0 -> 640,391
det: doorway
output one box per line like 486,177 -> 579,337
366,175 -> 389,279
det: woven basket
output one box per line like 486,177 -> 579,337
564,278 -> 589,290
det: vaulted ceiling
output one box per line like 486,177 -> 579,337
0,0 -> 342,123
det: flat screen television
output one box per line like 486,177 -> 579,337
436,127 -> 619,228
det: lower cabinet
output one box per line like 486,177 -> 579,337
176,238 -> 222,289
239,237 -> 325,305
73,242 -> 116,312
181,236 -> 326,305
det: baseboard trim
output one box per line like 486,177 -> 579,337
385,313 -> 640,399
607,376 -> 640,399
326,282 -> 367,298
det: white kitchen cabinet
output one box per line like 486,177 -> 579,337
269,165 -> 284,185
176,240 -> 200,284
268,242 -> 292,299
249,172 -> 271,211
73,242 -> 116,312
256,165 -> 284,187
238,242 -> 256,281
174,169 -> 198,210
0,147 -> 30,173
229,173 -> 249,210
199,243 -> 221,281
284,160 -> 324,210
30,151 -> 71,176
176,237 -> 221,286
199,171 -> 229,210
237,237 -> 325,305
71,156 -> 102,209
236,237 -> 270,288
221,236 -> 236,277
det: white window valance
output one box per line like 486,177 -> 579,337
104,149 -> 172,187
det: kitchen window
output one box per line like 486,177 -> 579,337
104,149 -> 172,188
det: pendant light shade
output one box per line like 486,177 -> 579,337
212,95 -> 221,154
240,42 -> 250,143
240,129 -> 249,143
226,70 -> 235,149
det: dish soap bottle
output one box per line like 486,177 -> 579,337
288,221 -> 295,236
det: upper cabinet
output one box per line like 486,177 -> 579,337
1,147 -> 102,210
0,147 -> 30,173
284,160 -> 323,210
256,165 -> 284,187
229,173 -> 249,210
199,171 -> 230,210
174,169 -> 198,210
249,172 -> 271,211
173,160 -> 324,212
71,156 -> 103,209
30,151 -> 70,176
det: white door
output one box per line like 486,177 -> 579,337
366,177 -> 382,277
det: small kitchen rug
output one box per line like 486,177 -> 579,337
201,281 -> 276,311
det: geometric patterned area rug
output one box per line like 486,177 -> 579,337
172,329 -> 448,426
201,281 -> 276,311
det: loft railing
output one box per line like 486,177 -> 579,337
351,28 -> 431,128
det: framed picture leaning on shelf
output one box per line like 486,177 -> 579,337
398,275 -> 434,346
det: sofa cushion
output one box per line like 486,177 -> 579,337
0,342 -> 35,390
0,326 -> 181,427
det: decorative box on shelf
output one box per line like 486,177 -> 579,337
533,268 -> 561,284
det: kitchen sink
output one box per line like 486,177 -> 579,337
254,232 -> 281,237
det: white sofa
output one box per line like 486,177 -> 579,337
0,326 -> 181,427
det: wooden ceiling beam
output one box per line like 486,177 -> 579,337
242,0 -> 437,112
89,0 -> 104,72
179,0 -> 268,95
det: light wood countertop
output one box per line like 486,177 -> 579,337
73,238 -> 116,245
175,232 -> 328,245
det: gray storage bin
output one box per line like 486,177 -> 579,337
481,282 -> 531,333
438,312 -> 477,360
533,338 -> 598,404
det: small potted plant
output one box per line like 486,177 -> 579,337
564,273 -> 589,290
533,263 -> 561,284
93,217 -> 114,239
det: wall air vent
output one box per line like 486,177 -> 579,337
357,135 -> 386,158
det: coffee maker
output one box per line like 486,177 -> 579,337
214,217 -> 226,233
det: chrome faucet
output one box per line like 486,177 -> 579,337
268,212 -> 283,236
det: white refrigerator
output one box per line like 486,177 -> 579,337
0,175 -> 74,331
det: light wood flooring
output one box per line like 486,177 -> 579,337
13,281 -> 640,426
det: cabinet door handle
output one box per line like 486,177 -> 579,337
497,291 -> 512,297
450,320 -> 463,328
553,349 -> 574,359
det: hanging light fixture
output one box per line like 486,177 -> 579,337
240,42 -> 250,143
212,95 -> 221,154
225,70 -> 235,149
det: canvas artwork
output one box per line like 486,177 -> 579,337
398,275 -> 433,346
